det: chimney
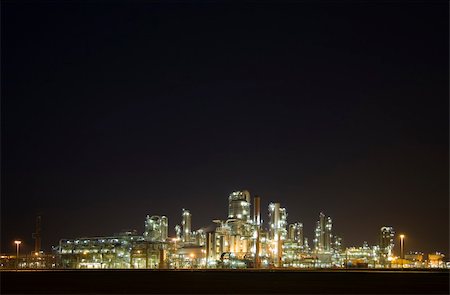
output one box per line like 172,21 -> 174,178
254,195 -> 261,268
32,215 -> 42,254
253,196 -> 260,226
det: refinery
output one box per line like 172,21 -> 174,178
1,190 -> 448,270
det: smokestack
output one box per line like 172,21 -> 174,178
254,195 -> 261,268
273,203 -> 280,229
253,196 -> 260,225
32,215 -> 42,254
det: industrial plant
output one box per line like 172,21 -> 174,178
2,190 -> 447,269
49,190 -> 445,269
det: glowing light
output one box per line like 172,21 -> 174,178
14,240 -> 21,245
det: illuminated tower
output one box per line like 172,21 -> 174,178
268,203 -> 280,240
288,222 -> 304,246
228,190 -> 251,221
324,216 -> 332,251
161,216 -> 168,241
175,224 -> 181,240
182,209 -> 192,243
288,224 -> 295,240
379,226 -> 395,265
314,212 -> 332,252
268,202 -> 287,266
298,223 -> 304,247
314,212 -> 324,251
144,215 -> 157,241
279,208 -> 287,239
253,195 -> 261,226
144,215 -> 168,242
379,226 -> 395,251
253,195 -> 261,268
304,237 -> 311,253
333,236 -> 342,252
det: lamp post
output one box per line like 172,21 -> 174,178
14,240 -> 22,270
399,234 -> 405,268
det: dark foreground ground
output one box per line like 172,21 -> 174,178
1,269 -> 449,294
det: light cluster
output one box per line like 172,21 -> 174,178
56,190 -> 447,269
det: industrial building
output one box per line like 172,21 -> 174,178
58,230 -> 167,269
379,226 -> 395,267
25,190 -> 437,269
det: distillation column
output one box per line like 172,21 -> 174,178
253,195 -> 261,268
182,209 -> 192,243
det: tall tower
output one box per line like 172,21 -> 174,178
182,209 -> 192,243
333,236 -> 342,253
228,190 -> 251,221
253,195 -> 261,226
379,226 -> 395,265
269,203 -> 280,241
304,237 -> 311,253
298,223 -> 304,247
161,216 -> 168,241
268,202 -> 287,267
253,195 -> 261,268
175,225 -> 181,240
324,216 -> 332,251
32,215 -> 42,254
288,222 -> 304,245
144,215 -> 169,242
314,212 -> 332,252
314,212 -> 324,251
379,226 -> 395,251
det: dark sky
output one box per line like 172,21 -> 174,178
2,2 -> 448,257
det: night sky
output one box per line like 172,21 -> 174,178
2,2 -> 448,257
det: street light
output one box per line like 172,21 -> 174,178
14,240 -> 21,270
399,234 -> 405,268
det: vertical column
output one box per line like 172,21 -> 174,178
161,216 -> 168,242
254,195 -> 261,268
182,209 -> 191,243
